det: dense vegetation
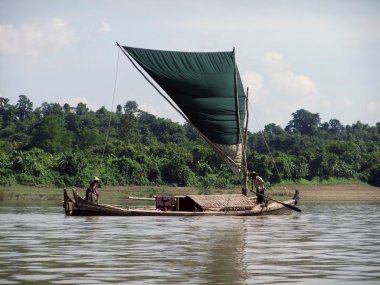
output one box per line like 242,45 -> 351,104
1,95 -> 379,188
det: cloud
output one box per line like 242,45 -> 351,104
63,97 -> 103,112
66,96 -> 88,106
262,52 -> 319,99
96,22 -> 111,34
242,72 -> 262,97
245,52 -> 329,127
366,101 -> 378,112
0,18 -> 77,56
183,8 -> 380,44
335,96 -> 353,108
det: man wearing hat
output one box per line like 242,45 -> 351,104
250,171 -> 268,206
85,176 -> 100,203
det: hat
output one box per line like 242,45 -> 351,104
92,176 -> 100,182
251,171 -> 257,176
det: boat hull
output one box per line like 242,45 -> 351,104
63,189 -> 297,217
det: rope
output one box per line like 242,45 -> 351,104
98,47 -> 120,172
248,99 -> 282,182
247,98 -> 298,200
115,42 -> 189,123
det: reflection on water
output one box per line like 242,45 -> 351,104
0,204 -> 379,284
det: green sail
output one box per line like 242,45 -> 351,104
122,46 -> 246,172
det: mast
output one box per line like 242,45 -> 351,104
242,87 -> 249,196
233,48 -> 248,196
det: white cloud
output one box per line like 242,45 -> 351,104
64,97 -> 104,112
65,97 -> 88,106
96,22 -> 111,34
366,101 -> 378,112
0,18 -> 77,56
246,52 -> 329,128
242,72 -> 262,97
335,96 -> 353,108
262,52 -> 319,98
183,10 -> 380,44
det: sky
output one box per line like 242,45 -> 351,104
0,0 -> 379,131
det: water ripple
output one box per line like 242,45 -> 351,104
0,204 -> 379,284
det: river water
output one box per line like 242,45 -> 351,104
0,204 -> 379,285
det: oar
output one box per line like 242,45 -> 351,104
254,191 -> 302,212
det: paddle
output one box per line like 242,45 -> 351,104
94,192 -> 99,204
254,191 -> 302,213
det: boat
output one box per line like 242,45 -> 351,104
63,188 -> 298,216
63,44 -> 301,216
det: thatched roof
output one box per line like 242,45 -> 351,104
187,194 -> 255,210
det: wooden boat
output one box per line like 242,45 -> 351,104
63,44 -> 301,216
63,188 -> 298,216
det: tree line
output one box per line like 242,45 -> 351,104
0,95 -> 379,188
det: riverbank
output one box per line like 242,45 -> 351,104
272,184 -> 380,203
0,183 -> 379,205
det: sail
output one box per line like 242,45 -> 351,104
121,46 -> 246,173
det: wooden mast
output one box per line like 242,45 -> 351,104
233,48 -> 248,196
242,87 -> 249,196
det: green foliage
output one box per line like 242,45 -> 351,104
368,165 -> 380,187
0,96 -> 379,187
285,109 -> 321,135
16,95 -> 33,122
32,115 -> 73,153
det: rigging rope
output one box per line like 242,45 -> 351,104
248,97 -> 296,200
98,47 -> 120,171
247,99 -> 283,183
115,42 -> 189,123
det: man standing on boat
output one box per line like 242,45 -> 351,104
250,171 -> 268,206
85,176 -> 100,203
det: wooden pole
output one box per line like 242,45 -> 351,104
125,196 -> 155,201
242,87 -> 249,196
233,48 -> 247,195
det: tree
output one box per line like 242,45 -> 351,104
16,95 -> 33,121
76,102 -> 89,115
184,122 -> 200,142
119,113 -> 140,144
0,97 -> 10,110
116,104 -> 123,116
272,153 -> 296,181
40,102 -> 64,117
264,123 -> 284,135
328,119 -> 344,137
247,151 -> 274,182
63,103 -> 71,114
0,97 -> 17,127
161,156 -> 191,186
32,115 -> 73,153
76,128 -> 104,149
368,163 -> 380,187
124,101 -> 139,114
1,95 -> 379,187
285,109 -> 321,135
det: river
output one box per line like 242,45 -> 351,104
0,203 -> 379,285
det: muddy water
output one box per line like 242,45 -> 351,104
0,204 -> 379,284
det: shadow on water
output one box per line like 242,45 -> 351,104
0,204 -> 379,284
